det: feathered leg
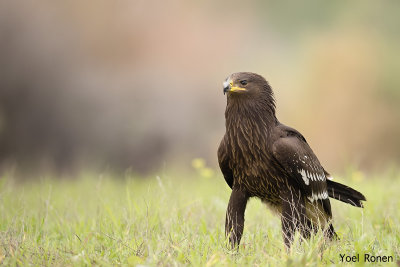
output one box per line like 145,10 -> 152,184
325,223 -> 338,240
281,189 -> 308,249
225,189 -> 249,249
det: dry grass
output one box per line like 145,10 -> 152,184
0,169 -> 399,266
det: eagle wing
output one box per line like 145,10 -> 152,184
218,135 -> 233,188
272,128 -> 332,216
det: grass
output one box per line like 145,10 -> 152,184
0,167 -> 399,266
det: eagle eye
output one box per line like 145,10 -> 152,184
240,80 -> 248,86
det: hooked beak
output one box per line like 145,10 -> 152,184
223,80 -> 231,95
223,80 -> 247,95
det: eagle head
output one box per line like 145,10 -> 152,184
223,72 -> 276,116
223,72 -> 272,97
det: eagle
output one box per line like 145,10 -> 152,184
218,72 -> 366,249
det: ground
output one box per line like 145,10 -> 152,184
0,167 -> 399,266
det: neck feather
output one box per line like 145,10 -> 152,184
225,96 -> 277,132
224,96 -> 277,170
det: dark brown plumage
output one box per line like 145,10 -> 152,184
218,72 -> 366,249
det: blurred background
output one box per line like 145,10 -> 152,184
1,0 -> 399,177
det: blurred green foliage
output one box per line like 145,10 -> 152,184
0,1 -> 399,175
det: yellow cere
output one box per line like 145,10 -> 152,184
229,86 -> 247,92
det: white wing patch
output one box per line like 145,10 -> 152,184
298,169 -> 309,185
298,169 -> 326,185
307,190 -> 328,202
297,168 -> 328,202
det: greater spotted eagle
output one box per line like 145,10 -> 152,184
218,72 -> 366,249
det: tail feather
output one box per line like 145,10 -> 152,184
327,180 -> 366,208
